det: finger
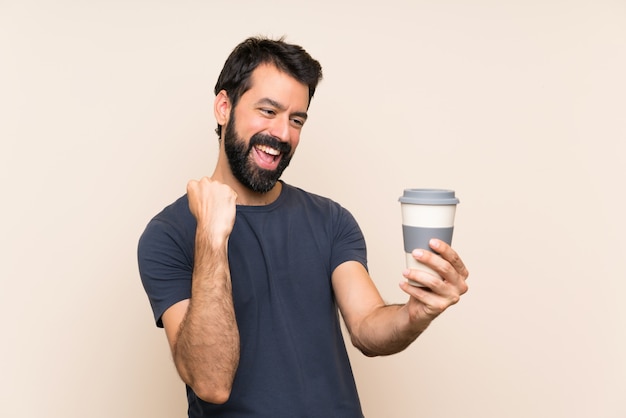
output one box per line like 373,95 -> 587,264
410,248 -> 450,281
403,265 -> 462,302
429,240 -> 469,281
409,250 -> 468,298
401,266 -> 464,303
402,266 -> 443,290
398,280 -> 452,318
186,179 -> 198,193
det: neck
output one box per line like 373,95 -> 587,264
237,181 -> 283,206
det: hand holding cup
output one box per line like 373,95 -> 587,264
399,189 -> 459,287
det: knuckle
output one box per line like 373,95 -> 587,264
450,293 -> 461,305
439,262 -> 455,277
459,280 -> 469,295
428,276 -> 445,292
433,300 -> 448,313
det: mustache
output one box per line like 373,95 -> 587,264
248,133 -> 292,155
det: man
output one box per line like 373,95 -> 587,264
138,36 -> 469,417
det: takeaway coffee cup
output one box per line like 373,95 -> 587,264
399,189 -> 459,286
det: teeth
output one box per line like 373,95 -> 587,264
256,144 -> 280,156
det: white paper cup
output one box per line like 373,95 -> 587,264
399,189 -> 459,286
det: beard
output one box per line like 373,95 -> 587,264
223,114 -> 293,194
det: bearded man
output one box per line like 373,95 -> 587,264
138,36 -> 469,418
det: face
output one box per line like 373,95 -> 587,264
221,64 -> 310,193
223,115 -> 292,193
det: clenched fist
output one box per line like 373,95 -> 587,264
187,177 -> 238,248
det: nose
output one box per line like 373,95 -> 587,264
268,115 -> 291,143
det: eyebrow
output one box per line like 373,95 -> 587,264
256,97 -> 308,120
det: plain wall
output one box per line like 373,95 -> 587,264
1,1 -> 625,417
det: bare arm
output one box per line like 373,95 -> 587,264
161,177 -> 239,404
333,239 -> 469,357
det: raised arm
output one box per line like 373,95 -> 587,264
333,239 -> 469,357
161,177 -> 239,404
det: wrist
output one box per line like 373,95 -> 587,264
399,304 -> 431,336
195,223 -> 230,251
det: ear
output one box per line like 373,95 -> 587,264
214,90 -> 231,126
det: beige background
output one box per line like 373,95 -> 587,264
1,1 -> 625,417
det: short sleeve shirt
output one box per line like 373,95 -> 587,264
138,182 -> 367,417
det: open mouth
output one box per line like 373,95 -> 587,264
253,144 -> 282,169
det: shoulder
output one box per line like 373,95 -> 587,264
147,194 -> 193,229
138,194 -> 196,254
137,195 -> 195,328
281,182 -> 344,212
279,182 -> 361,232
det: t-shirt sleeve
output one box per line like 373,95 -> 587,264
137,217 -> 194,328
330,205 -> 368,273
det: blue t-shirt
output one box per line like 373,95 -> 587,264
138,182 -> 367,417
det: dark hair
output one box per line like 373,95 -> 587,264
214,36 -> 323,138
